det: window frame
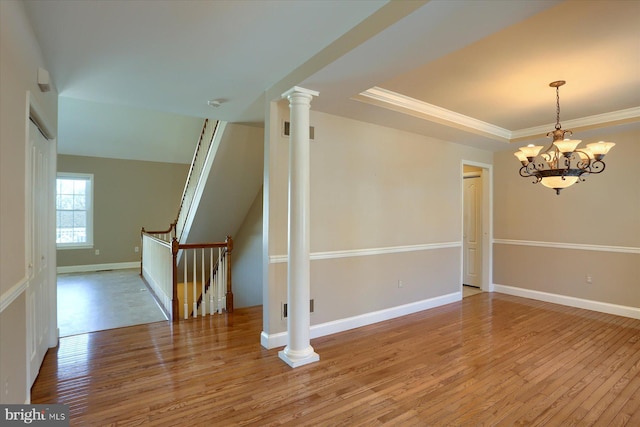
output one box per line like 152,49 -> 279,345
56,172 -> 94,249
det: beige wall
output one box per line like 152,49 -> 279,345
232,187 -> 263,308
264,100 -> 493,335
57,155 -> 188,267
493,127 -> 640,308
0,0 -> 58,403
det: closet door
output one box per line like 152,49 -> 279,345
27,119 -> 52,386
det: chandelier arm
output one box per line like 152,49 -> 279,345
588,159 -> 606,174
573,150 -> 592,170
519,165 -> 534,178
530,158 -> 547,172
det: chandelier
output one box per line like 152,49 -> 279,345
514,81 -> 615,195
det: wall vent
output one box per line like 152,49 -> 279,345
283,299 -> 314,318
283,121 -> 315,140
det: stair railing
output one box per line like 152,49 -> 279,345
141,231 -> 233,322
140,231 -> 174,318
172,236 -> 233,320
175,118 -> 219,242
141,222 -> 176,243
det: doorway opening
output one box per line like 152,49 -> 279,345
461,162 -> 492,298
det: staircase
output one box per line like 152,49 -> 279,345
140,118 -> 263,321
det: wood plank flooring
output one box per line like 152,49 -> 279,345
31,293 -> 640,426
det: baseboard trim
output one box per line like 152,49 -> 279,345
139,274 -> 170,321
57,262 -> 140,274
494,284 -> 640,320
0,276 -> 28,313
261,291 -> 461,349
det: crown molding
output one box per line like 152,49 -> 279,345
356,87 -> 640,143
356,86 -> 511,141
510,107 -> 640,141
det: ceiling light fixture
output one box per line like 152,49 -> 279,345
514,81 -> 615,195
207,99 -> 222,108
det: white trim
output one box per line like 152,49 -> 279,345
0,277 -> 28,313
494,284 -> 640,320
260,292 -> 461,349
357,87 -> 640,143
493,239 -> 640,254
57,261 -> 140,274
56,172 -> 94,249
269,242 -> 461,264
28,92 -> 55,140
279,349 -> 320,368
461,160 -> 494,293
357,87 -> 511,140
179,121 -> 227,245
282,86 -> 320,99
511,107 -> 640,140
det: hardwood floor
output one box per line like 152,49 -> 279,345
31,293 -> 640,426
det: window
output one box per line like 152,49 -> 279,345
56,173 -> 93,249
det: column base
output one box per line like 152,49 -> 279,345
278,346 -> 320,368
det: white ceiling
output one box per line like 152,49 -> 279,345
24,0 -> 640,162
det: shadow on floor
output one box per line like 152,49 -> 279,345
57,269 -> 167,337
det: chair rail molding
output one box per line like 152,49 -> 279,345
493,239 -> 640,254
269,241 -> 461,264
0,277 -> 28,313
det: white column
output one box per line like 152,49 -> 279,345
279,86 -> 320,368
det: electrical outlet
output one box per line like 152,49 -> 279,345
134,246 -> 139,253
95,249 -> 100,255
586,275 -> 593,284
398,280 -> 403,288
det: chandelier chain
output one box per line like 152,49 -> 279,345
555,86 -> 561,130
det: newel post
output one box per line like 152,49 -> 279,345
225,235 -> 234,313
171,237 -> 180,322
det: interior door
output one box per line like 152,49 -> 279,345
27,119 -> 51,386
463,174 -> 482,287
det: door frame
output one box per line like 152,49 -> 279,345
25,91 -> 58,394
460,160 -> 493,293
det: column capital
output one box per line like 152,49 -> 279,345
282,86 -> 319,100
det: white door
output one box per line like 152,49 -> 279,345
27,119 -> 52,386
463,174 -> 482,287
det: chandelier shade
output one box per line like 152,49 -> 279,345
515,81 -> 615,195
553,139 -> 582,155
